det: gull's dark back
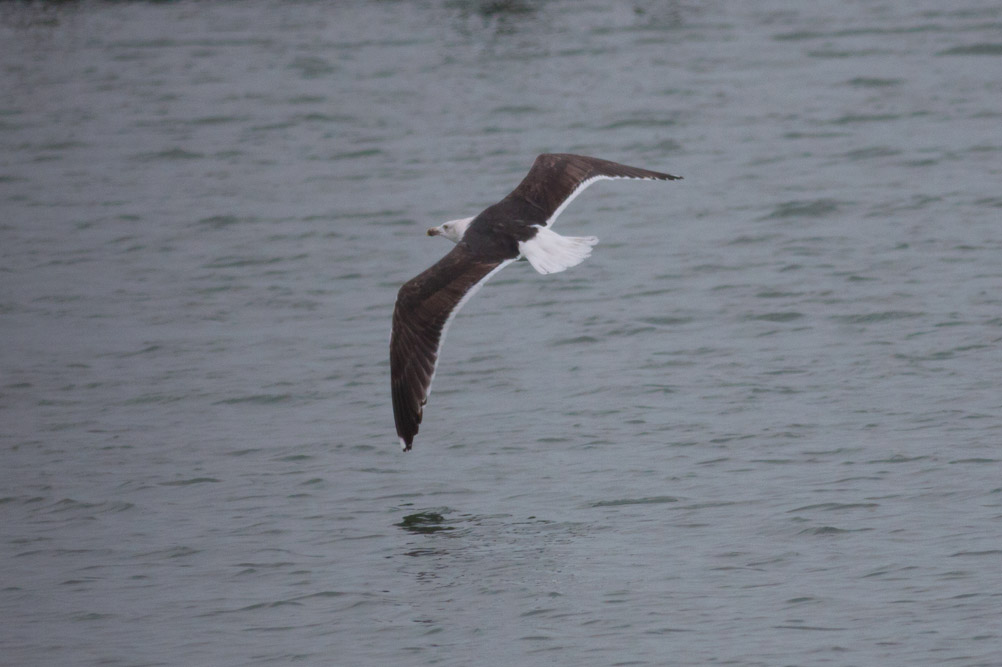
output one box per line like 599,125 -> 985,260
461,154 -> 680,259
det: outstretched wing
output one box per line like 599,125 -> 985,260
509,153 -> 682,228
390,244 -> 513,451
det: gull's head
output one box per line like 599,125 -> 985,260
427,216 -> 473,244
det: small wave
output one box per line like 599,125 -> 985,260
847,77 -> 903,87
213,394 -> 293,405
131,148 -> 204,161
761,199 -> 843,220
159,477 -> 221,486
798,526 -> 859,535
550,335 -> 599,346
938,43 -> 1002,56
747,311 -> 804,323
788,502 -> 879,513
832,311 -> 924,324
590,496 -> 679,508
830,113 -> 902,124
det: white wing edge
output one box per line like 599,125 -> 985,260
545,174 -> 665,229
422,257 -> 517,406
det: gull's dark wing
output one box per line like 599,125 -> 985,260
507,153 -> 682,227
391,244 -> 512,451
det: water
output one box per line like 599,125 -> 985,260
2,1 -> 1001,665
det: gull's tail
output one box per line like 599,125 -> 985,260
519,226 -> 599,275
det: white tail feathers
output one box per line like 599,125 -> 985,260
518,226 -> 599,275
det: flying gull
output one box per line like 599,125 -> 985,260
390,153 -> 681,451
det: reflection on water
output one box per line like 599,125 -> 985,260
397,510 -> 456,534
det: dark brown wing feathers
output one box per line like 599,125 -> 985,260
509,153 -> 681,221
391,244 -> 504,450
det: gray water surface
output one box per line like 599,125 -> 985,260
2,1 -> 1001,665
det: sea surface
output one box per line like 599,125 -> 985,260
2,1 -> 1001,665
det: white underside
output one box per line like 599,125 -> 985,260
518,226 -> 599,275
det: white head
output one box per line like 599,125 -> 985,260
427,216 -> 473,244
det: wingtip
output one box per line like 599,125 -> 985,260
400,437 -> 412,452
